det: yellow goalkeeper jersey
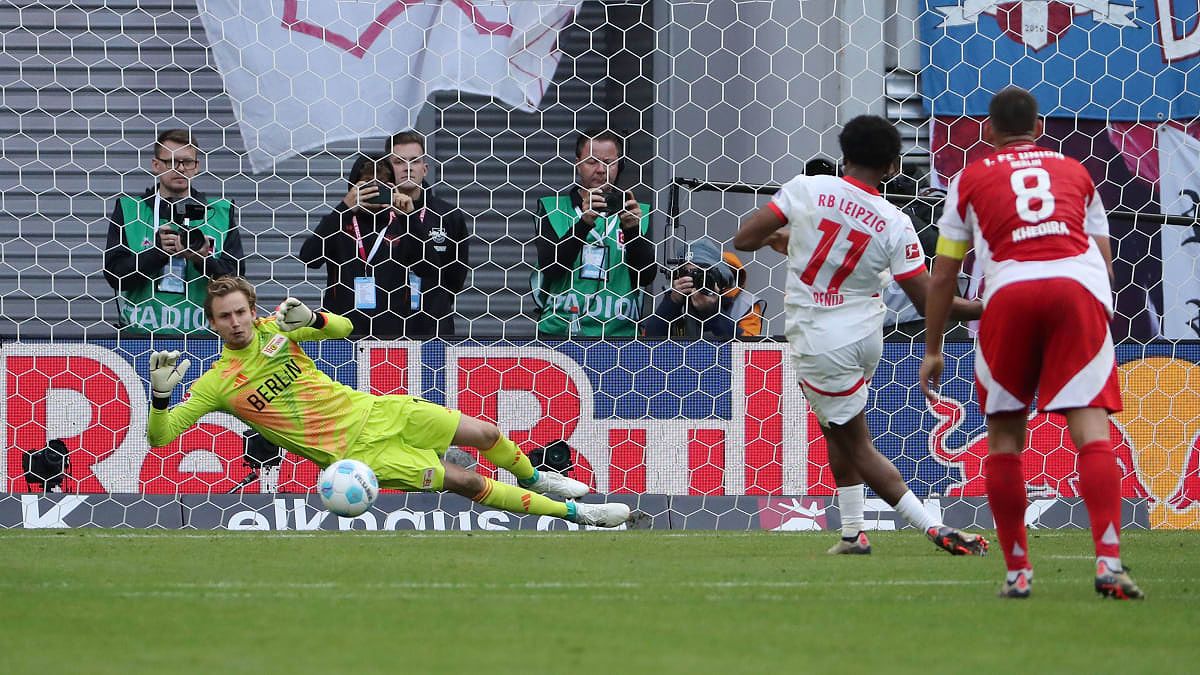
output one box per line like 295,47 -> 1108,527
146,313 -> 370,468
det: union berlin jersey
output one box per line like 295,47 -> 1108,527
937,142 -> 1112,313
770,174 -> 925,354
146,313 -> 372,468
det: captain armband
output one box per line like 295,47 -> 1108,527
935,236 -> 970,260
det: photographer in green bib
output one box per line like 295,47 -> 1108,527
533,129 -> 655,338
103,129 -> 245,335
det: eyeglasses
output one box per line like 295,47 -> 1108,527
154,156 -> 199,170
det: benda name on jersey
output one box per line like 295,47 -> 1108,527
811,292 -> 845,307
1012,220 -> 1069,242
247,358 -> 303,411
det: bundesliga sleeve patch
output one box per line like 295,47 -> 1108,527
905,243 -> 921,260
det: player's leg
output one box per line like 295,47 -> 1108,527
985,413 -> 1033,598
1063,406 -> 1141,597
826,446 -> 869,554
793,345 -> 880,554
975,281 -> 1049,596
440,461 -> 630,527
799,337 -> 986,555
451,414 -> 588,499
821,415 -> 984,554
1037,279 -> 1141,598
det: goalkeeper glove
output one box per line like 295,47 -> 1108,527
274,297 -> 318,331
149,350 -> 190,400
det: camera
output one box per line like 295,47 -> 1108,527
603,189 -> 625,214
366,180 -> 393,206
527,440 -> 572,474
672,265 -> 719,295
23,439 -> 71,492
169,201 -> 210,249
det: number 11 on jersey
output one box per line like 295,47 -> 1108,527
799,218 -> 871,294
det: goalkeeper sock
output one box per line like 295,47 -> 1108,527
471,478 -> 569,518
837,483 -> 865,538
481,434 -> 535,482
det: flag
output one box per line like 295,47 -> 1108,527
921,1 -> 1200,121
1157,125 -> 1200,340
197,0 -> 582,171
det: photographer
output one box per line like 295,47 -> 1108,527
103,129 -> 245,335
644,238 -> 765,340
299,135 -> 468,338
534,129 -> 655,338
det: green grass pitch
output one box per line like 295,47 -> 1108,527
1,529 -> 1196,674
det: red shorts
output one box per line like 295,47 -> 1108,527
977,278 -> 1122,416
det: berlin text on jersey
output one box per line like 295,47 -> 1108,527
246,358 -> 303,412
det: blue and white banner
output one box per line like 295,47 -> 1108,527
921,1 -> 1200,120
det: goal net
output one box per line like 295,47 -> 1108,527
0,1 -> 1197,531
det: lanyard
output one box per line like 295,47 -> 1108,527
574,205 -> 618,245
349,210 -> 404,264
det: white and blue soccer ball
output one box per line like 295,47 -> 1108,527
318,459 -> 379,517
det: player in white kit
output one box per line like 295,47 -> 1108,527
735,115 -> 988,556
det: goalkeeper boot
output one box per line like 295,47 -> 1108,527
927,526 -> 989,556
569,501 -> 631,528
827,531 -> 872,555
519,469 -> 590,499
1094,560 -> 1145,600
998,568 -> 1033,599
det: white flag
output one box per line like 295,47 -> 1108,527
1157,125 -> 1200,340
197,0 -> 582,171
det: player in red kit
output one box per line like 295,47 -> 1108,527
920,87 -> 1143,599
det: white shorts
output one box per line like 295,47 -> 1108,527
790,332 -> 883,426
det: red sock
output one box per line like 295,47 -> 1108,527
985,453 -> 1029,571
1077,439 -> 1122,560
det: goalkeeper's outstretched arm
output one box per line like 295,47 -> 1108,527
272,297 -> 353,341
145,350 -> 220,447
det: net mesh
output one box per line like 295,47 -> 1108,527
0,1 -> 1197,530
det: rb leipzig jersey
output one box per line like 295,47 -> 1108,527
770,174 -> 925,354
146,313 -> 374,468
937,142 -> 1112,313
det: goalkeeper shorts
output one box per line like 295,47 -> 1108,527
345,395 -> 461,491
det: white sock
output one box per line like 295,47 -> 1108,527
893,490 -> 939,532
838,484 -> 865,539
1097,556 -> 1123,573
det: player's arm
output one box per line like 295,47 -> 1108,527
733,202 -> 787,251
1084,189 -> 1115,286
146,351 -> 219,447
919,176 -> 971,402
896,269 -> 981,321
272,297 -> 353,340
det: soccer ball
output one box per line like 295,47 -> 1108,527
318,459 -> 379,517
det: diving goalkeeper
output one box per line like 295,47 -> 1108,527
146,276 -> 633,527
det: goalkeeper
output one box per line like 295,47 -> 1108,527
146,276 -> 633,527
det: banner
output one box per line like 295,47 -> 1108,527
2,340 -> 1199,528
921,1 -> 1200,120
0,493 -> 1150,531
196,0 -> 581,170
1158,125 -> 1200,339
